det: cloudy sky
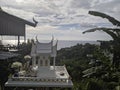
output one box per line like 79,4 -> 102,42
0,0 -> 120,41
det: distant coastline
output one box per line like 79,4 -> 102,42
2,40 -> 100,50
57,40 -> 100,50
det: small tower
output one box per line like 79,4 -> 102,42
31,37 -> 57,69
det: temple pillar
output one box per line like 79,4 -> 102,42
38,59 -> 40,68
32,56 -> 36,66
48,59 -> 50,67
43,58 -> 45,66
18,36 -> 20,47
47,56 -> 50,67
53,57 -> 56,70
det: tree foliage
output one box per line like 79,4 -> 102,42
83,11 -> 120,68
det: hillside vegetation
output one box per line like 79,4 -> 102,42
56,43 -> 119,90
0,41 -> 119,90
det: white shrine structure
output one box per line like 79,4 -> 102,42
5,37 -> 73,90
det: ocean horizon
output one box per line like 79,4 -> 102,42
2,40 -> 100,50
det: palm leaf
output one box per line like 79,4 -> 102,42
89,11 -> 120,26
83,27 -> 120,34
83,27 -> 119,40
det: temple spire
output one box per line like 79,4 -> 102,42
36,35 -> 38,42
0,7 -> 3,11
33,17 -> 38,27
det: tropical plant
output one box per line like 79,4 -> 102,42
83,11 -> 120,68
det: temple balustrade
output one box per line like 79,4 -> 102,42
10,77 -> 69,83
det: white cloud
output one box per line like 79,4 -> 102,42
0,0 -> 119,41
26,24 -> 112,41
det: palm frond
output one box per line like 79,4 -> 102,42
83,27 -> 119,40
83,27 -> 120,34
89,11 -> 120,26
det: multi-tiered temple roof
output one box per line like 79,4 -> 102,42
31,37 -> 57,56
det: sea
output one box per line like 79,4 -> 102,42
2,40 -> 100,50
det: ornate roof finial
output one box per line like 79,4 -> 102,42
52,35 -> 54,41
0,7 -> 3,11
36,36 -> 38,42
55,39 -> 58,46
33,17 -> 38,27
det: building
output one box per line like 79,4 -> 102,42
5,38 -> 73,90
0,7 -> 37,46
0,7 -> 36,67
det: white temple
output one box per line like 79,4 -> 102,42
5,37 -> 73,90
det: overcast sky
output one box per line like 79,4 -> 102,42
0,0 -> 120,41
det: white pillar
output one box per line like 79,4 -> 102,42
38,59 -> 40,68
43,58 -> 45,66
53,57 -> 56,70
32,56 -> 36,66
48,59 -> 50,67
47,56 -> 50,67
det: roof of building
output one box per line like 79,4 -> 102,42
0,7 -> 37,36
31,38 -> 57,57
0,9 -> 36,27
36,40 -> 53,54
